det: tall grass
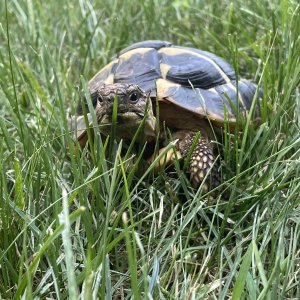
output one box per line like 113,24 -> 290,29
0,0 -> 300,299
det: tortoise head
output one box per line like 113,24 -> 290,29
92,83 -> 156,141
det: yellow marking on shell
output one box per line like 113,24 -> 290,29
208,88 -> 230,122
198,161 -> 203,169
158,47 -> 231,84
209,85 -> 247,116
88,59 -> 118,84
199,170 -> 204,179
226,83 -> 248,114
104,73 -> 114,84
156,79 -> 237,123
156,78 -> 181,99
160,63 -> 171,79
193,90 -> 208,116
209,88 -> 219,94
119,47 -> 153,60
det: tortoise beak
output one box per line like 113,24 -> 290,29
116,111 -> 156,139
144,115 -> 156,138
143,98 -> 156,139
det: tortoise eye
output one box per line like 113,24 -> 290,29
129,92 -> 139,103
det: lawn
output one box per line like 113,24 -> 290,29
0,0 -> 300,299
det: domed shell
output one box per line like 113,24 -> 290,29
86,40 -> 261,124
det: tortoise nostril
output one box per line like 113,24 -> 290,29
98,95 -> 104,103
96,90 -> 104,103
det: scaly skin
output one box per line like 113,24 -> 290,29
174,130 -> 220,190
75,83 -> 221,189
74,83 -> 156,147
150,130 -> 220,190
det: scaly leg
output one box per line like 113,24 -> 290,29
175,130 -> 220,189
148,130 -> 220,190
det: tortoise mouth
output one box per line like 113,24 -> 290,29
117,111 -> 144,124
99,111 -> 156,140
100,111 -> 144,124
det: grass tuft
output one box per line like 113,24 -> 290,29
0,0 -> 300,298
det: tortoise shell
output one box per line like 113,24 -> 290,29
82,40 -> 261,125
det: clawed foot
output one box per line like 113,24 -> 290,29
147,130 -> 221,190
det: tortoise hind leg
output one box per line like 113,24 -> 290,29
174,130 -> 220,189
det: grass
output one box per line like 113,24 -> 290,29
0,0 -> 300,298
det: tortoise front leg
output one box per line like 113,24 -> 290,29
148,130 -> 220,189
174,130 -> 220,189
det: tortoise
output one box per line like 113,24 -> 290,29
73,40 -> 261,189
